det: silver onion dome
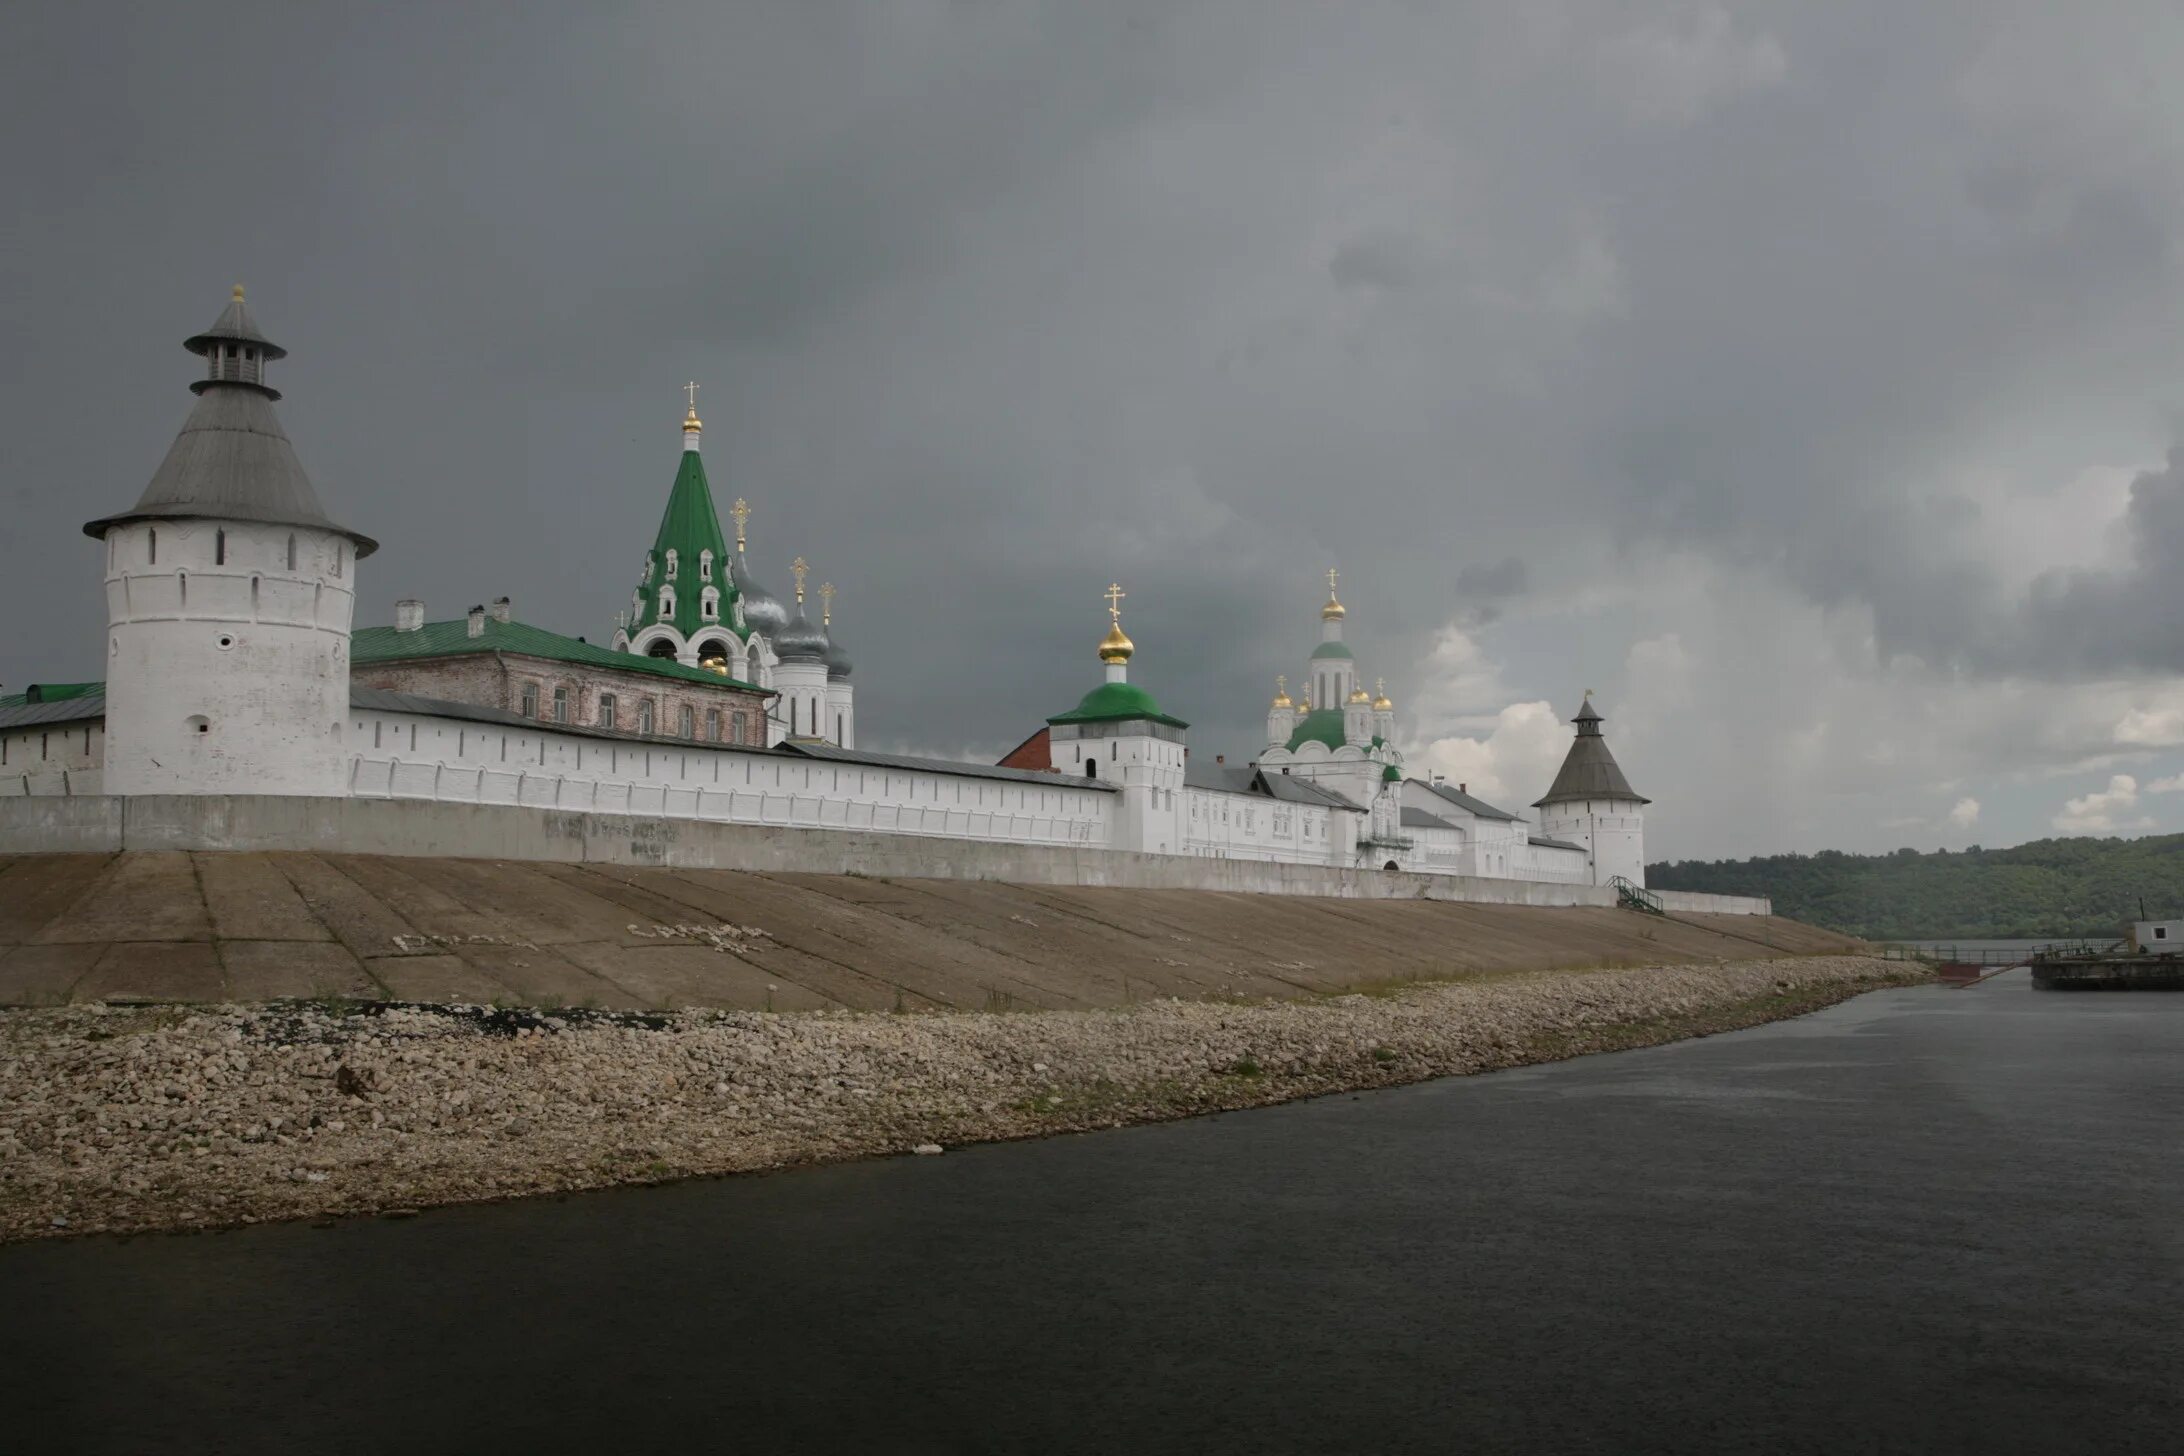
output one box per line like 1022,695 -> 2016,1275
823,628 -> 852,681
773,608 -> 829,663
730,552 -> 789,638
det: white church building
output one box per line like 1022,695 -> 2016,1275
3,289 -> 1656,893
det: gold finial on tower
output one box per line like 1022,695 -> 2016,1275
1348,684 -> 1372,704
232,283 -> 246,302
1321,565 -> 1346,621
730,498 -> 751,552
791,556 -> 809,604
1271,674 -> 1293,709
1372,676 -> 1393,711
819,581 -> 835,626
1098,582 -> 1134,663
682,380 -> 703,433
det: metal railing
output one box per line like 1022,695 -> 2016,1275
1610,875 -> 1665,915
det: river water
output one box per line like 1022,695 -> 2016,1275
2,970 -> 2178,1453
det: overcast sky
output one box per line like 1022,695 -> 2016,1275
7,1 -> 2184,860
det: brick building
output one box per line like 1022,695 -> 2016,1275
352,598 -> 772,746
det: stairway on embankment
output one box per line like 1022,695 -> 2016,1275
0,851 -> 1863,1012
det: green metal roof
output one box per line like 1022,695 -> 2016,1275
0,681 -> 103,709
1308,641 -> 1354,660
1381,763 -> 1403,781
1047,680 -> 1190,729
1284,706 -> 1350,751
353,617 -> 769,693
629,449 -> 744,642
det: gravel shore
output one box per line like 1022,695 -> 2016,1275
0,954 -> 1920,1242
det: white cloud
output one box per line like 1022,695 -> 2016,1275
1415,700 -> 1568,809
2052,774 -> 2155,834
1408,622 -> 1519,728
2117,706 -> 2184,747
1949,796 -> 1981,828
2149,773 -> 2184,793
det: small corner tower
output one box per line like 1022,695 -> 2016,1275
1533,693 -> 1650,886
1046,584 -> 1188,855
84,286 -> 376,796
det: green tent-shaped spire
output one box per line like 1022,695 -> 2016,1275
627,410 -> 744,649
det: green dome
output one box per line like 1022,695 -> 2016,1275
1381,764 -> 1402,782
1048,680 -> 1189,729
1308,641 -> 1354,660
1284,707 -> 1349,751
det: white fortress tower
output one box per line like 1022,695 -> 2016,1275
83,287 -> 375,796
1533,694 -> 1650,887
1047,585 -> 1187,856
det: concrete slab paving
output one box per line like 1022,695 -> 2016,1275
0,850 -> 1866,1009
71,941 -> 224,1003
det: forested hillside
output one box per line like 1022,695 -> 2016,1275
1649,834 -> 2184,940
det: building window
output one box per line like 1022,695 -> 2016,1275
638,700 -> 654,735
286,534 -> 297,571
700,549 -> 714,582
679,704 -> 694,738
215,529 -> 226,565
658,586 -> 676,621
520,683 -> 539,718
790,699 -> 798,736
598,694 -> 617,730
148,528 -> 157,565
731,715 -> 746,746
701,588 -> 719,621
707,709 -> 721,742
552,686 -> 568,723
665,549 -> 678,580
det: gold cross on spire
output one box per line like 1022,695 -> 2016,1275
819,581 -> 835,625
1104,582 -> 1126,622
1326,566 -> 1339,595
1277,674 -> 1287,692
792,556 -> 809,604
729,498 -> 751,551
1376,676 -> 1385,694
685,381 -> 699,410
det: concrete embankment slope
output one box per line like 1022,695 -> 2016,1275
0,850 -> 1856,1010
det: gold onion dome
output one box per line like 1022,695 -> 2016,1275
1098,620 -> 1135,663
1271,675 -> 1293,709
1348,686 -> 1372,704
683,406 -> 703,433
1321,593 -> 1346,621
1373,676 -> 1393,711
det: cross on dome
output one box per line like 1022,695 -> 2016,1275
730,497 -> 750,551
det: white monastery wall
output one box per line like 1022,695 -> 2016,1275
0,793 -> 1773,916
346,705 -> 1110,849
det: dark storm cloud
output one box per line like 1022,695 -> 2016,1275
7,1 -> 2184,853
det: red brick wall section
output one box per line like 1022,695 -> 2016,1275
996,727 -> 1057,772
355,651 -> 770,745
